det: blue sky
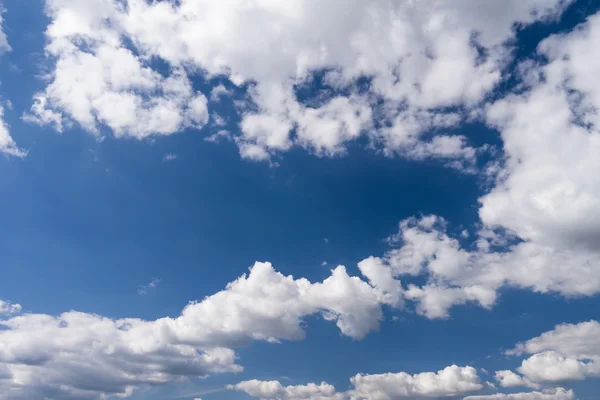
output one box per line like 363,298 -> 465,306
1,0 -> 600,399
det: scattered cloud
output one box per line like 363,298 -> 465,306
498,321 -> 600,387
0,12 -> 24,158
230,365 -> 486,400
0,8 -> 11,53
210,84 -> 232,102
162,153 -> 178,162
137,278 -> 161,295
0,106 -> 26,157
465,388 -> 575,400
0,300 -> 21,315
25,0 -> 571,163
211,113 -> 227,127
0,261 -> 394,398
204,129 -> 231,143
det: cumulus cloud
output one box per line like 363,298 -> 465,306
137,278 -> 161,295
230,365 -> 485,400
355,213 -> 600,319
0,105 -> 25,157
502,321 -> 600,385
0,11 -> 25,158
482,11 -> 600,255
229,380 -> 343,400
28,0 -> 571,160
349,365 -> 485,399
0,300 -> 21,315
0,261 -> 394,399
464,387 -> 575,400
494,370 -> 535,389
0,7 -> 10,53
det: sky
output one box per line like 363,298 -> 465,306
1,0 -> 600,399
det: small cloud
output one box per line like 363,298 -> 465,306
481,368 -> 489,375
211,113 -> 227,127
204,130 -> 231,143
137,278 -> 161,295
321,261 -> 328,266
163,153 -> 177,162
0,300 -> 22,315
323,238 -> 329,244
460,230 -> 470,238
210,84 -> 232,102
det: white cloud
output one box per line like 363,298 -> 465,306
137,278 -> 161,295
355,208 -> 600,319
29,0 -> 571,159
0,106 -> 26,157
0,261 -> 393,399
0,11 -> 25,158
465,387 -> 575,400
162,153 -> 177,162
230,365 -> 485,400
504,321 -> 600,385
482,12 -> 600,255
210,84 -> 232,102
349,365 -> 485,399
494,370 -> 534,389
229,380 -> 343,400
0,8 -> 10,53
0,300 -> 21,315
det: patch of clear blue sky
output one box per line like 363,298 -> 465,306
0,0 -> 600,399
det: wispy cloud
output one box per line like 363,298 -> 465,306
137,278 -> 161,295
163,153 -> 178,162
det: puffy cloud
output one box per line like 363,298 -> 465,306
494,370 -> 534,389
0,261 -> 392,399
482,12 -> 600,254
29,0 -> 570,159
0,7 -> 10,53
517,351 -> 591,383
504,321 -> 600,385
336,10 -> 600,318
137,278 -> 160,295
355,207 -> 600,319
0,300 -> 21,315
229,380 -> 343,400
464,387 -> 575,400
0,105 -> 25,157
0,11 -> 24,158
349,365 -> 484,399
230,365 -> 485,400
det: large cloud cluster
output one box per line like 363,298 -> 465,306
0,262 -> 391,399
25,0 -> 571,162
